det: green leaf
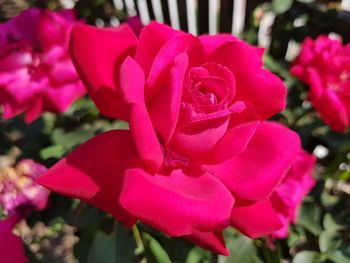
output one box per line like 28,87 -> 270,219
218,234 -> 260,263
40,145 -> 66,159
326,251 -> 350,263
186,247 -> 211,263
297,202 -> 322,235
87,225 -> 136,263
52,127 -> 94,149
272,0 -> 293,14
292,251 -> 321,263
319,230 -> 341,253
87,231 -> 117,263
323,214 -> 344,232
142,232 -> 172,263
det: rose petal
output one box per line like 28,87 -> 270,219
202,120 -> 260,164
24,96 -> 42,123
42,82 -> 86,113
230,199 -> 283,238
37,130 -> 137,227
135,21 -> 181,75
119,56 -> 163,171
169,110 -> 231,158
0,217 -> 28,263
148,53 -> 188,143
146,33 -> 204,101
205,121 -> 300,200
186,231 -> 229,256
208,42 -> 285,119
119,161 -> 234,236
69,24 -> 138,120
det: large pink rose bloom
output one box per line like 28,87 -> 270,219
269,150 -> 316,241
291,35 -> 350,132
38,22 -> 301,255
0,8 -> 86,123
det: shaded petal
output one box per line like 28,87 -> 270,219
119,57 -> 163,171
24,96 -> 42,123
148,53 -> 188,143
42,82 -> 86,113
186,231 -> 229,256
0,217 -> 28,263
205,121 -> 300,200
37,130 -> 137,227
120,161 -> 234,236
169,111 -> 231,158
230,199 -> 283,238
69,24 -> 138,120
208,42 -> 285,118
146,33 -> 204,101
202,120 -> 259,164
135,21 -> 181,75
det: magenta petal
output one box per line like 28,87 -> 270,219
208,42 -> 285,119
0,217 -> 28,263
186,231 -> 229,256
24,96 -> 42,123
69,24 -> 138,120
119,57 -> 163,171
148,53 -> 189,143
145,33 -> 204,100
230,199 -> 283,238
202,120 -> 260,164
205,121 -> 300,200
135,21 -> 181,75
38,130 -> 137,227
120,161 -> 234,236
199,34 -> 240,57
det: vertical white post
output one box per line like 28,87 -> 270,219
112,0 -> 124,10
125,0 -> 137,16
137,0 -> 151,25
151,0 -> 164,22
168,0 -> 180,29
232,0 -> 246,36
186,0 -> 198,35
209,0 -> 220,35
341,0 -> 350,11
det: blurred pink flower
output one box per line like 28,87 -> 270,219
269,150 -> 316,242
0,8 -> 86,123
0,159 -> 49,215
291,35 -> 350,132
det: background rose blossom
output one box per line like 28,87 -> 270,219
269,150 -> 316,241
291,35 -> 350,132
0,159 -> 49,216
38,21 -> 302,255
0,8 -> 86,123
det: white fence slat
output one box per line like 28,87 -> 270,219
125,0 -> 137,16
186,0 -> 198,35
112,0 -> 124,10
232,0 -> 246,36
209,0 -> 220,35
168,0 -> 181,29
341,0 -> 350,11
137,0 -> 151,25
151,0 -> 164,22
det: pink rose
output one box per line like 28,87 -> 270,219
291,35 -> 350,132
0,159 -> 49,215
269,150 -> 316,242
0,216 -> 28,263
0,8 -> 86,123
38,22 -> 301,255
